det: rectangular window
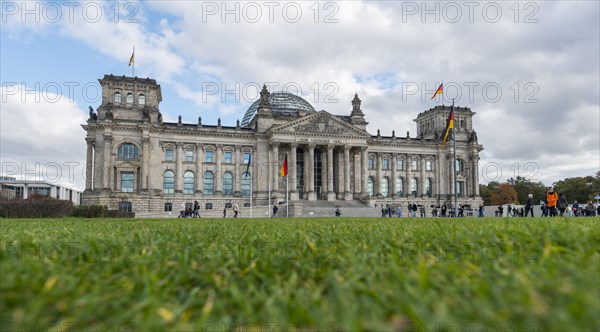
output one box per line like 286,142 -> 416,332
121,172 -> 134,192
426,161 -> 433,171
118,201 -> 132,212
224,151 -> 232,164
243,152 -> 251,165
185,150 -> 193,162
457,181 -> 464,197
164,203 -> 172,212
411,160 -> 418,171
397,160 -> 404,170
205,151 -> 213,163
383,159 -> 390,170
368,158 -> 375,170
165,148 -> 174,161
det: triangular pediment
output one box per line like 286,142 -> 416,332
271,111 -> 369,137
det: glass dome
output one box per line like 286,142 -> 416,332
241,92 -> 316,127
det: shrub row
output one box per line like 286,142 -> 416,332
0,198 -> 135,219
0,198 -> 73,218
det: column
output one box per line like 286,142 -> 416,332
85,138 -> 94,191
102,134 -> 112,191
376,153 -> 382,198
271,142 -> 279,194
290,143 -> 298,200
391,154 -> 397,198
234,145 -> 241,196
215,144 -> 222,195
307,143 -> 316,201
421,157 -> 427,198
175,142 -> 183,193
361,147 -> 368,198
141,136 -> 149,191
195,144 -> 203,194
354,150 -> 361,197
327,144 -> 335,201
344,145 -> 352,200
406,156 -> 412,198
474,157 -> 480,196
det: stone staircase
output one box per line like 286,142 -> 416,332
300,199 -> 379,218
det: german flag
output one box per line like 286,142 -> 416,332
431,83 -> 443,100
280,154 -> 288,177
441,109 -> 454,149
128,46 -> 135,67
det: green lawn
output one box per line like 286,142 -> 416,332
1,217 -> 599,331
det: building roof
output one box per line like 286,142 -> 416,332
241,92 -> 317,127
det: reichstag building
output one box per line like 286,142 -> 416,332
82,75 -> 483,215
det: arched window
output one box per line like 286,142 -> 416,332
117,143 -> 138,160
241,172 -> 251,196
203,172 -> 214,195
114,92 -> 121,103
222,172 -> 233,195
410,177 -> 419,197
426,178 -> 433,198
396,177 -> 404,196
126,93 -> 134,104
368,176 -> 374,197
456,159 -> 464,172
183,171 -> 195,194
381,177 -> 389,197
460,120 -> 465,129
139,94 -> 146,105
163,170 -> 175,194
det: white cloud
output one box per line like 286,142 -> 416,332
1,85 -> 87,190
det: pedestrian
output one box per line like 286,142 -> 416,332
478,204 -> 484,217
585,201 -> 595,216
541,203 -> 548,217
233,203 -> 239,218
557,193 -> 567,217
335,206 -> 341,217
396,205 -> 402,218
457,205 -> 464,217
388,204 -> 393,217
572,201 -> 579,216
193,200 -> 200,218
412,203 -> 418,217
441,204 -> 447,217
272,204 -> 278,217
524,194 -> 534,217
546,187 -> 558,217
223,206 -> 227,218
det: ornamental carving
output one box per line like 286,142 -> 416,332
294,114 -> 345,134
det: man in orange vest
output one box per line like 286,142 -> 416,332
546,187 -> 559,217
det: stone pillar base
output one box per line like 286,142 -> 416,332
308,191 -> 317,201
344,192 -> 353,200
327,192 -> 336,201
290,192 -> 300,201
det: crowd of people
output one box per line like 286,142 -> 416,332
373,203 -> 480,218
495,187 -> 599,217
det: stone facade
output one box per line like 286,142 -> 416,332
81,75 -> 483,215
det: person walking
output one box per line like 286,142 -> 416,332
524,194 -> 534,217
396,205 -> 402,218
272,204 -> 278,218
335,206 -> 341,217
233,203 -> 240,218
412,203 -> 418,218
193,200 -> 201,218
557,193 -> 567,217
546,187 -> 558,217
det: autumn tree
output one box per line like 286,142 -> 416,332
491,183 -> 518,205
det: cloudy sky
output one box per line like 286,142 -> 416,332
1,1 -> 599,191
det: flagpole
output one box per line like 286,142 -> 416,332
452,99 -> 458,216
250,173 -> 253,219
268,161 -> 271,218
286,174 -> 289,218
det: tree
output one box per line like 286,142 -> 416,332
507,176 -> 547,204
553,174 -> 600,204
479,181 -> 500,205
491,183 -> 518,205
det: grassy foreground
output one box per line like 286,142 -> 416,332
1,217 -> 599,331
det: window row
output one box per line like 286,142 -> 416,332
162,171 -> 252,196
163,149 -> 251,164
368,159 -> 435,171
114,92 -> 145,105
